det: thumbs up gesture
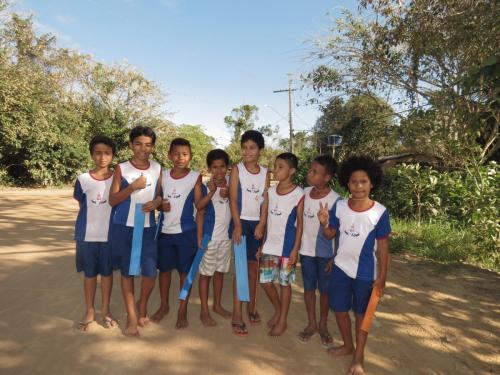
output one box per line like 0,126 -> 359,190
131,173 -> 147,191
317,202 -> 329,228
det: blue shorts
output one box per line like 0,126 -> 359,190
76,241 -> 113,277
329,265 -> 373,314
157,230 -> 197,273
111,224 -> 158,278
300,255 -> 332,293
241,219 -> 261,262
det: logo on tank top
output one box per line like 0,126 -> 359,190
344,224 -> 360,237
304,207 -> 315,219
270,204 -> 282,216
167,188 -> 181,199
91,193 -> 107,205
246,183 -> 260,194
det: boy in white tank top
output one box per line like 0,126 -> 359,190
229,130 -> 270,336
109,126 -> 162,337
258,153 -> 304,337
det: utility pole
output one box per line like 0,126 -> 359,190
273,75 -> 297,153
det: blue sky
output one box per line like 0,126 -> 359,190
12,0 -> 357,147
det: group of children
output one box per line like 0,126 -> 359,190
74,125 -> 390,375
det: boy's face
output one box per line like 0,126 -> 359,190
273,158 -> 295,182
241,140 -> 261,163
306,161 -> 331,187
91,143 -> 114,169
348,170 -> 373,199
209,159 -> 228,182
169,145 -> 192,169
129,135 -> 154,162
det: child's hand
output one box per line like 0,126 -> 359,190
207,178 -> 217,194
161,199 -> 171,212
324,258 -> 334,274
254,222 -> 265,240
317,202 -> 329,227
256,246 -> 262,260
372,277 -> 386,297
219,187 -> 228,199
232,225 -> 242,244
141,200 -> 157,212
131,173 -> 147,191
288,250 -> 298,265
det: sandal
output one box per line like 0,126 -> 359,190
248,312 -> 261,325
298,329 -> 316,343
102,317 -> 118,329
231,322 -> 248,337
319,330 -> 333,348
78,320 -> 94,332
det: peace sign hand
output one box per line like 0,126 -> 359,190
317,202 -> 329,227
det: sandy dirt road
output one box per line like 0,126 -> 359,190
0,189 -> 499,375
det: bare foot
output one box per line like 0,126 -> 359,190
269,321 -> 287,337
213,305 -> 232,319
151,305 -> 169,323
200,312 -> 217,327
175,314 -> 189,329
123,319 -> 140,337
267,311 -> 280,328
348,361 -> 365,375
138,316 -> 150,327
327,345 -> 355,357
318,327 -> 333,347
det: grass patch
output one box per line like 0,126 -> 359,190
391,219 -> 499,272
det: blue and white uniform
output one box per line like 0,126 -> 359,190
235,162 -> 268,261
328,199 -> 391,314
260,186 -> 304,286
74,172 -> 114,277
112,160 -> 162,278
113,160 -> 162,228
158,169 -> 201,274
199,176 -> 232,276
299,187 -> 341,293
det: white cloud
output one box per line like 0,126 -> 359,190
55,14 -> 76,25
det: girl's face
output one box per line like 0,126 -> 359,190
209,159 -> 228,182
169,145 -> 192,169
91,143 -> 114,169
348,170 -> 373,199
129,136 -> 154,162
241,140 -> 261,163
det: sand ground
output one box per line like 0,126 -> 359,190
0,188 -> 499,375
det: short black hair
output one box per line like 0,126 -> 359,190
339,155 -> 383,190
129,125 -> 156,144
206,149 -> 229,167
89,135 -> 116,155
169,137 -> 191,153
241,130 -> 265,149
313,154 -> 338,179
276,152 -> 298,170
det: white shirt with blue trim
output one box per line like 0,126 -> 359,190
329,199 -> 391,281
236,162 -> 267,221
262,186 -> 304,257
201,176 -> 231,241
161,169 -> 200,234
74,172 -> 113,242
113,160 -> 161,228
299,187 -> 341,258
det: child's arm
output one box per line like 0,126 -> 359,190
196,178 -> 215,210
317,202 -> 337,239
229,165 -> 243,244
109,165 -> 147,207
373,237 -> 389,296
196,208 -> 204,248
254,171 -> 271,240
193,174 -> 203,208
288,196 -> 304,265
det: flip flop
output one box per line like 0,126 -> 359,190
78,320 -> 94,332
231,322 -> 248,337
319,330 -> 333,348
297,329 -> 316,343
102,317 -> 118,329
248,312 -> 261,325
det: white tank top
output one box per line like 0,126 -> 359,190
236,162 -> 267,221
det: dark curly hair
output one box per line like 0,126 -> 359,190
339,155 -> 383,190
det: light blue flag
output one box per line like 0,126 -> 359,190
179,234 -> 211,301
234,236 -> 250,302
129,203 -> 145,276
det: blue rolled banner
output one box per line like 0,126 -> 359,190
179,234 -> 211,301
129,203 -> 145,276
234,235 -> 250,302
